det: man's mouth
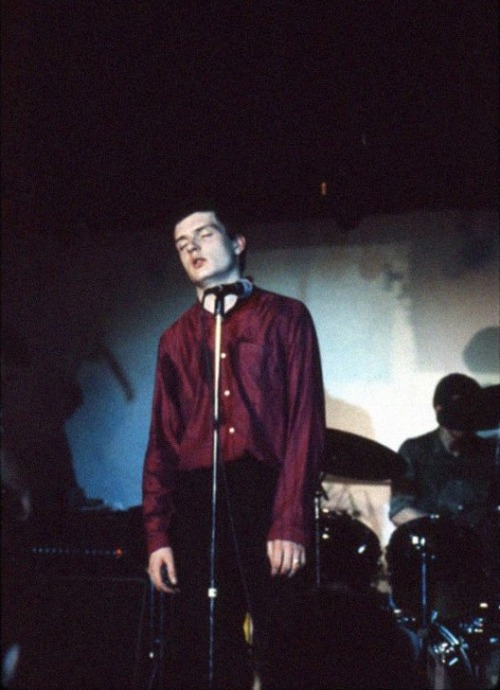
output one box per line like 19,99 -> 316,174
192,257 -> 205,268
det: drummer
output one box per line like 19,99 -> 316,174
389,373 -> 498,540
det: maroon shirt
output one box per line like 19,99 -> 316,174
142,286 -> 325,554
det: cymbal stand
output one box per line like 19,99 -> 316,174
313,485 -> 322,588
417,536 -> 429,629
313,475 -> 330,588
413,533 -> 434,676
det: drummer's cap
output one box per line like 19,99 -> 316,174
432,373 -> 482,431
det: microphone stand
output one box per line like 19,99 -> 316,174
207,291 -> 225,689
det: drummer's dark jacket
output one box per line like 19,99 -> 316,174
389,428 -> 497,529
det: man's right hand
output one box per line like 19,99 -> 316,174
148,546 -> 179,593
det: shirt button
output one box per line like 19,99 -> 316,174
223,389 -> 230,397
228,427 -> 235,434
221,352 -> 227,359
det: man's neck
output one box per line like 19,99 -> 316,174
439,426 -> 475,456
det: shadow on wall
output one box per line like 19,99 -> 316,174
405,213 -> 499,372
72,324 -> 135,402
463,326 -> 500,375
1,325 -> 95,526
1,323 -> 136,529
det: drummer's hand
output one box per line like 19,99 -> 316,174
267,539 -> 305,578
391,507 -> 428,527
147,547 -> 179,593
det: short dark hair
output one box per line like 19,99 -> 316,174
167,198 -> 239,239
167,198 -> 247,271
433,373 -> 483,431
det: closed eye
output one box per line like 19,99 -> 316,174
175,223 -> 221,253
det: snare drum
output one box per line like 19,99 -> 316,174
386,515 -> 490,622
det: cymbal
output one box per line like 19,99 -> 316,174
438,383 -> 500,431
475,385 -> 500,431
322,429 -> 406,481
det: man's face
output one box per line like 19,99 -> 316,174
173,211 -> 245,292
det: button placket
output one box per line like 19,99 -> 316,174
220,348 -> 235,444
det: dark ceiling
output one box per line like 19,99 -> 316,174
2,1 -> 498,235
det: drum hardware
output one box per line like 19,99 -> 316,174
426,623 -> 476,690
425,617 -> 500,690
459,607 -> 499,642
457,606 -> 500,690
313,478 -> 328,588
387,514 -> 500,689
390,610 -> 470,688
387,515 -> 441,631
391,598 -> 500,689
410,531 -> 432,630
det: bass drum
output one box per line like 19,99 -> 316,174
317,511 -> 382,590
386,515 -> 490,622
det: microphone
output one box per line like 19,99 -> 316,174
203,279 -> 253,300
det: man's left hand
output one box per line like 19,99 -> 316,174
267,539 -> 305,577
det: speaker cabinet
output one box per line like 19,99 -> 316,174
14,574 -> 151,690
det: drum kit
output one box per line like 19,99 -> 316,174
311,428 -> 405,592
385,513 -> 499,690
315,426 -> 500,690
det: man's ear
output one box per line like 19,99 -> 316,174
233,235 -> 246,255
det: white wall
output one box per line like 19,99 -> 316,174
246,211 -> 499,544
3,208 -> 498,547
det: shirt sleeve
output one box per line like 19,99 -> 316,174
388,440 -> 418,520
267,304 -> 325,546
142,340 -> 180,554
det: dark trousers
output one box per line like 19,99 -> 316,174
163,457 -> 305,690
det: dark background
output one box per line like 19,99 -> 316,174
2,0 -> 498,236
1,7 -> 498,688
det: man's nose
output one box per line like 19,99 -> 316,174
186,237 -> 201,252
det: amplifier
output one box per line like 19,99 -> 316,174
15,574 -> 152,690
27,506 -> 147,577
